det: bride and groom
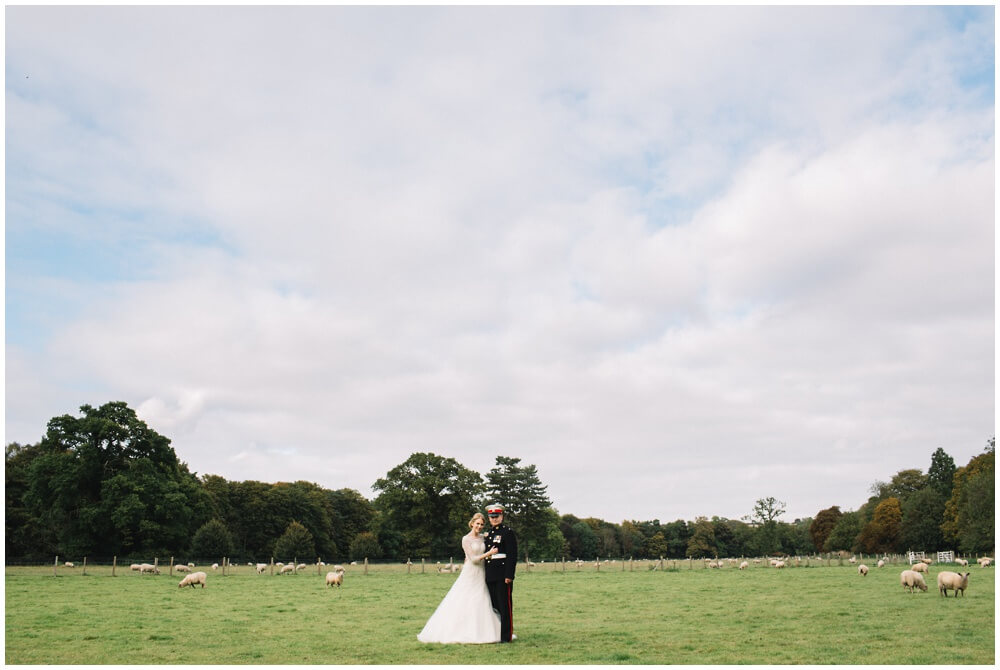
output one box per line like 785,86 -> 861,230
417,504 -> 518,644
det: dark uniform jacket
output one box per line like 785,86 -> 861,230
483,522 -> 517,583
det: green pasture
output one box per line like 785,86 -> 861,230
5,562 -> 994,664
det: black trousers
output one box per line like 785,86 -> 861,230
486,579 -> 514,642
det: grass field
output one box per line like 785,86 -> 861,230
5,562 -> 994,664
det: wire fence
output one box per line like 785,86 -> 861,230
8,552 -> 992,578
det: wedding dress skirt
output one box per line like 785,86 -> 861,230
417,534 -> 501,644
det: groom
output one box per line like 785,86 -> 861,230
483,503 -> 517,643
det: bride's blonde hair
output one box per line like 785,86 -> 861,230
468,512 -> 486,529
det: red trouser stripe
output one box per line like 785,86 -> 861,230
507,583 -> 514,637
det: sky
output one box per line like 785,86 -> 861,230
5,5 -> 995,524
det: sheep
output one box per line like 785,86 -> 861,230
178,571 -> 207,589
848,557 -> 857,564
296,563 -> 308,572
175,564 -> 191,573
130,563 -> 141,572
910,562 -> 928,573
858,564 -> 869,576
739,561 -> 749,570
977,557 -> 993,567
877,559 -> 885,568
279,564 -> 295,575
954,558 -> 968,567
64,561 -> 75,568
255,563 -> 268,574
187,562 -> 195,568
900,570 -> 927,593
212,563 -> 219,571
350,561 -> 358,565
139,563 -> 159,575
937,571 -> 970,597
332,565 -> 346,572
326,570 -> 344,588
774,560 -> 786,569
921,558 -> 933,565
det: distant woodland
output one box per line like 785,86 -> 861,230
5,402 -> 994,562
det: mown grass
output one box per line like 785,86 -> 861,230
5,562 -> 994,664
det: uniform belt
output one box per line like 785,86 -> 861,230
490,553 -> 507,560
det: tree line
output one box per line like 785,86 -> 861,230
5,402 -> 994,562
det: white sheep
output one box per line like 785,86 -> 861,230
937,571 -> 970,597
187,562 -> 195,568
877,559 -> 885,568
296,563 -> 308,572
774,560 -> 786,569
255,563 -> 268,574
977,557 -> 993,567
900,570 -> 928,593
848,557 -> 857,564
858,564 -> 869,576
64,561 -> 75,568
279,564 -> 295,575
739,561 -> 749,570
910,562 -> 928,573
326,569 -> 345,587
175,564 -> 191,573
139,563 -> 159,575
921,558 -> 933,565
212,563 -> 219,571
130,563 -> 141,572
178,571 -> 207,589
954,558 -> 968,567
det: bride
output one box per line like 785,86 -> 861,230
417,513 -> 501,644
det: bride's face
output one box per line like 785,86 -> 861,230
472,518 -> 484,533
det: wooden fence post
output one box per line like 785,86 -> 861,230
154,557 -> 159,575
407,558 -> 411,575
270,558 -> 274,576
83,556 -> 88,576
562,557 -> 566,572
170,556 -> 175,576
421,558 -> 425,574
54,555 -> 59,577
596,556 -> 600,572
364,557 -> 369,576
112,555 -> 117,577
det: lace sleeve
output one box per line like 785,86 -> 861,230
462,535 -> 479,563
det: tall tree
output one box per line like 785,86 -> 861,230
941,439 -> 994,553
857,497 -> 902,553
23,402 -> 202,556
686,517 -> 717,558
745,497 -> 786,555
823,510 -> 863,552
483,456 -> 554,559
273,520 -> 316,560
927,448 -> 957,499
899,487 -> 945,552
809,506 -> 842,552
372,452 -> 484,557
191,519 -> 235,559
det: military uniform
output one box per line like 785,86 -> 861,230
483,506 -> 517,643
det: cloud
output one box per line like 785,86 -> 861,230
5,6 -> 994,522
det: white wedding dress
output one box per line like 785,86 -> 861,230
417,533 -> 501,644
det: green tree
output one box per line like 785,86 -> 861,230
823,510 -> 863,552
483,456 -> 554,560
941,439 -> 994,553
857,497 -> 902,553
326,488 -> 376,558
569,521 -> 598,559
23,402 -> 202,556
809,506 -> 842,552
661,520 -> 690,559
643,532 -> 669,558
5,442 -> 54,559
745,497 -> 786,555
191,519 -> 235,559
927,448 -> 957,499
686,517 -> 717,558
523,507 -> 567,561
372,452 -> 484,558
273,520 -> 316,560
348,531 -> 383,560
899,487 -> 945,552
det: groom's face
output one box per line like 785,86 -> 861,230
488,513 -> 503,527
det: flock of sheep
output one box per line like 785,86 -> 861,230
853,555 -> 993,597
120,560 -> 349,589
